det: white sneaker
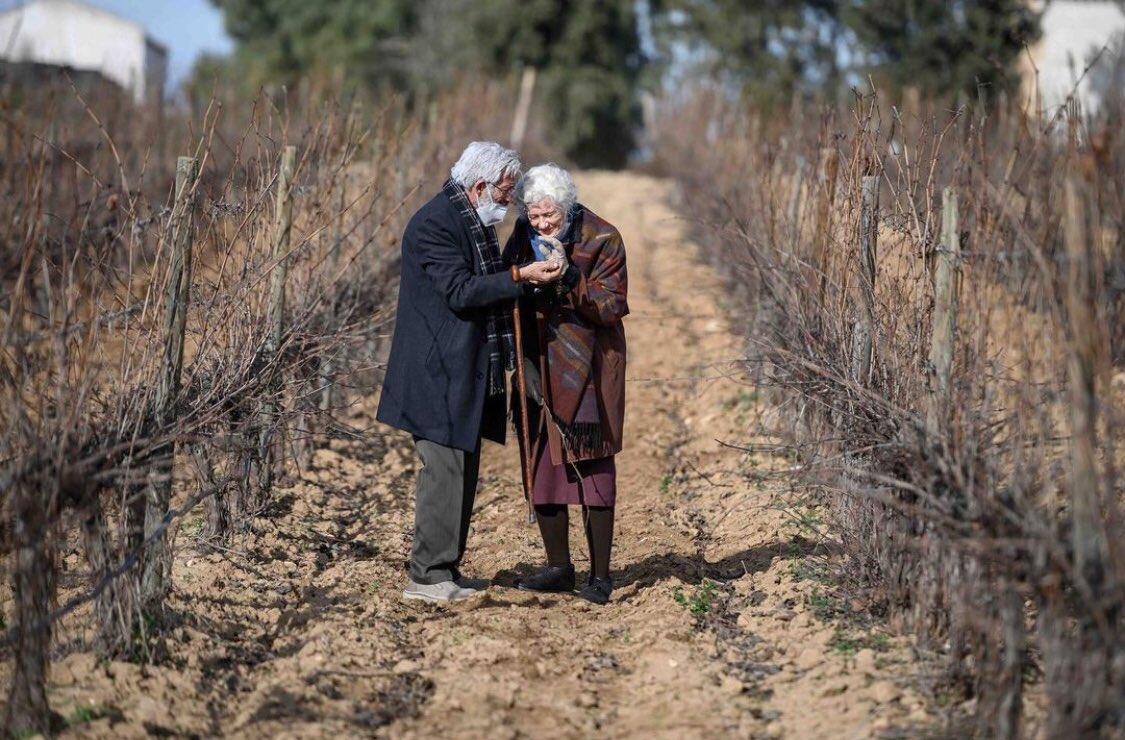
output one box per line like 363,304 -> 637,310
402,579 -> 478,603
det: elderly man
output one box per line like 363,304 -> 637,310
377,142 -> 564,603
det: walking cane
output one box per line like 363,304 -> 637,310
512,293 -> 536,524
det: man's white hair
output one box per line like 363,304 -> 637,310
450,141 -> 522,188
516,163 -> 578,214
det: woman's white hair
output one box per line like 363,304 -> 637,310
450,141 -> 522,188
516,163 -> 578,214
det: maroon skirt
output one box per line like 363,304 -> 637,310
532,439 -> 616,507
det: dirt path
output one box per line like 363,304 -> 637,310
47,171 -> 937,738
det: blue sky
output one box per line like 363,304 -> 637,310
1,0 -> 232,86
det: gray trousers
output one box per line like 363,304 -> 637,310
409,437 -> 481,584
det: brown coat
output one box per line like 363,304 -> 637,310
504,205 -> 628,466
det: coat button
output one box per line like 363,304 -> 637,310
476,371 -> 484,379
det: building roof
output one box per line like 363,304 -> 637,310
0,0 -> 167,56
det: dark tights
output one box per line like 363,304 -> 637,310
535,503 -> 614,579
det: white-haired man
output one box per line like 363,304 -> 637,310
377,142 -> 565,602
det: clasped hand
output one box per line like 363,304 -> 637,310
521,260 -> 564,284
522,234 -> 568,285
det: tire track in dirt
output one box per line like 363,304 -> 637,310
46,171 -> 938,738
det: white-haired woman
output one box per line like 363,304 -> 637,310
503,164 -> 629,605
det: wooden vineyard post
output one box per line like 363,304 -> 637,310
4,484 -> 53,736
510,66 -> 538,151
319,182 -> 347,418
1062,169 -> 1109,590
141,155 -> 199,608
82,497 -> 124,653
996,586 -> 1026,739
257,145 -> 297,498
814,146 -> 840,305
851,174 -> 879,387
926,187 -> 960,437
787,166 -> 805,255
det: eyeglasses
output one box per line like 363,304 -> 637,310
489,181 -> 514,199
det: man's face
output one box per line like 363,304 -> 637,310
469,173 -> 517,207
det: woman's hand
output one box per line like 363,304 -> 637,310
537,235 -> 569,271
521,260 -> 565,285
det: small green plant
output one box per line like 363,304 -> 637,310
787,538 -> 831,584
183,515 -> 205,537
127,610 -> 161,663
789,557 -> 831,585
808,588 -> 844,620
659,474 -> 673,494
66,704 -> 109,726
829,626 -> 891,656
793,509 -> 822,535
673,580 -> 719,615
867,631 -> 891,652
829,628 -> 861,656
723,390 -> 758,411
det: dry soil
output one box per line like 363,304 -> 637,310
39,171 -> 941,738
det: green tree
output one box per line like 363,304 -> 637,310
843,0 -> 1040,97
203,0 -> 646,167
652,0 -> 1040,103
653,0 -> 843,105
208,0 -> 420,91
460,0 -> 646,168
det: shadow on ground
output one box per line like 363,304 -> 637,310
479,538 -> 820,607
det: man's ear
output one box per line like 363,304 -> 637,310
468,179 -> 487,203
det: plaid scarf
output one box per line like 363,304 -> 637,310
443,178 -> 515,395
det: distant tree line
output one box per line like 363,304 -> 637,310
651,0 -> 1040,104
199,0 -> 1041,166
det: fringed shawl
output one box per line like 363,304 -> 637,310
504,204 -> 628,464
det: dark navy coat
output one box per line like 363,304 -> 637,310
376,190 -> 523,452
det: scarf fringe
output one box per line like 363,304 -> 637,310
513,399 -> 610,462
563,421 -> 605,459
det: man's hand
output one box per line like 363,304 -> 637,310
521,260 -> 565,285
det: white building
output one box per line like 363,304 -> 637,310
0,0 -> 167,104
1022,0 -> 1125,115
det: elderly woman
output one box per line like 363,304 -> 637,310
503,164 -> 628,605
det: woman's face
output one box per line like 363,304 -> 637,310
527,199 -> 565,237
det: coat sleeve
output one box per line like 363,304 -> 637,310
501,227 -> 524,265
502,225 -> 539,298
416,216 -> 521,312
565,230 -> 629,326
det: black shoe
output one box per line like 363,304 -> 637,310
515,563 -> 576,593
577,576 -> 613,605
